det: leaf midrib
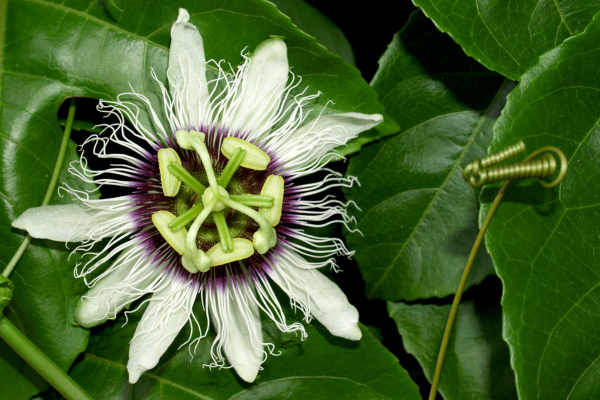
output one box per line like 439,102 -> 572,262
365,79 -> 510,298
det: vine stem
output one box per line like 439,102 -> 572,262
0,317 -> 93,400
2,98 -> 77,278
428,179 -> 512,400
0,98 -> 93,400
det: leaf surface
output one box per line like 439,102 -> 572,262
388,285 -> 517,400
482,12 -> 600,400
344,11 -> 507,301
269,0 -> 355,66
69,307 -> 421,400
413,0 -> 600,80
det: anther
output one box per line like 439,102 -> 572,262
206,238 -> 255,266
259,175 -> 284,226
221,137 -> 271,170
158,148 -> 182,197
152,211 -> 187,254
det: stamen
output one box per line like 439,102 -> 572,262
212,212 -> 233,253
182,198 -> 217,273
221,137 -> 270,170
169,198 -> 204,232
229,194 -> 274,207
220,197 -> 277,254
168,164 -> 206,195
151,211 -> 187,254
259,175 -> 284,226
158,148 -> 183,197
206,238 -> 255,267
188,133 -> 219,188
218,147 -> 246,188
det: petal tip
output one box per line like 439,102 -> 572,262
234,364 -> 260,383
176,8 -> 190,24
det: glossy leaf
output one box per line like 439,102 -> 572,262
269,0 -> 356,66
344,11 -> 506,301
482,12 -> 600,400
69,306 -> 421,399
0,142 -> 95,400
388,287 -> 517,400
413,0 -> 600,81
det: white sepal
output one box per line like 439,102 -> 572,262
76,250 -> 164,328
168,8 -> 209,129
12,198 -> 132,242
127,280 -> 197,383
211,285 -> 264,383
278,112 -> 383,172
268,250 -> 361,341
228,38 -> 289,139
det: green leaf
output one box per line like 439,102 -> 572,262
344,11 -> 506,301
388,287 -> 517,400
69,306 -> 421,399
412,0 -> 600,80
0,276 -> 13,313
58,118 -> 102,134
0,142 -> 95,400
482,12 -> 600,400
268,0 -> 356,66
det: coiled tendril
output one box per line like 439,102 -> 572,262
462,140 -> 568,188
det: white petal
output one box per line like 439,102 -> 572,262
269,253 -> 361,341
75,251 -> 164,328
127,280 -> 197,383
229,38 -> 289,139
281,112 -> 383,169
168,8 -> 209,129
211,287 -> 263,382
12,197 -> 132,242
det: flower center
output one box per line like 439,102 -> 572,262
152,130 -> 284,274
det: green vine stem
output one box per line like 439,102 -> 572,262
0,316 -> 93,400
428,179 -> 511,400
2,98 -> 77,278
0,97 -> 94,400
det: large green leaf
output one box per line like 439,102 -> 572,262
69,305 -> 421,399
268,0 -> 355,66
412,0 -> 600,81
482,12 -> 600,400
388,283 -> 517,400
344,11 -> 506,301
0,141 -> 95,400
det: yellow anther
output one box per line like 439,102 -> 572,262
158,148 -> 182,197
259,175 -> 284,226
221,137 -> 271,170
152,211 -> 187,254
206,238 -> 255,266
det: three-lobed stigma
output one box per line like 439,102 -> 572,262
152,130 -> 283,273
